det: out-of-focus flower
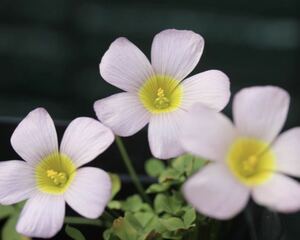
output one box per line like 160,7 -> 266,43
182,86 -> 300,219
0,108 -> 114,238
94,29 -> 230,159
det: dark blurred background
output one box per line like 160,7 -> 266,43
0,0 -> 299,122
0,0 -> 300,239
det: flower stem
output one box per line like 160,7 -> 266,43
64,217 -> 102,227
115,136 -> 150,203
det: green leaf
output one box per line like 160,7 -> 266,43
159,169 -> 182,183
182,207 -> 196,227
2,215 -> 27,240
112,216 -> 139,240
145,159 -> 165,177
154,194 -> 183,215
0,205 -> 15,220
65,225 -> 86,240
109,173 -> 121,199
146,182 -> 171,194
122,195 -> 152,213
159,217 -> 185,231
172,154 -> 207,177
187,157 -> 207,176
133,212 -> 156,229
108,200 -> 122,210
154,194 -> 171,214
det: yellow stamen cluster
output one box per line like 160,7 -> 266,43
139,75 -> 182,114
46,170 -> 68,187
227,138 -> 276,186
154,88 -> 170,109
35,153 -> 76,194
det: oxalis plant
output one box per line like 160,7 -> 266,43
0,29 -> 299,240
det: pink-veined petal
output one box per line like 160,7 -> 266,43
181,70 -> 230,111
233,86 -> 290,143
11,108 -> 58,166
17,193 -> 65,238
183,163 -> 250,220
100,37 -> 154,92
60,117 -> 114,168
148,110 -> 186,159
252,174 -> 300,213
65,167 -> 111,219
181,104 -> 237,162
151,29 -> 204,81
273,127 -> 300,177
94,92 -> 150,137
0,161 -> 35,205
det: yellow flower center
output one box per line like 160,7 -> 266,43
139,75 -> 183,114
35,153 -> 76,194
226,138 -> 276,186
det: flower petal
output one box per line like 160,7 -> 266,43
273,127 -> 300,177
100,37 -> 154,92
11,108 -> 58,166
181,70 -> 230,111
181,104 -> 237,162
151,29 -> 204,81
65,167 -> 111,219
148,110 -> 186,159
0,161 -> 35,205
60,117 -> 114,168
94,92 -> 150,137
252,174 -> 300,213
17,193 -> 65,238
233,86 -> 290,143
183,163 -> 250,220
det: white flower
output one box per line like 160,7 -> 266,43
94,29 -> 230,159
181,86 -> 300,219
0,108 -> 114,238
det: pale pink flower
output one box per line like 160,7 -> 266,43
0,108 -> 114,238
94,29 -> 230,159
182,86 -> 300,219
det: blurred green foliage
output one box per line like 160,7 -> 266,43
104,155 -> 207,240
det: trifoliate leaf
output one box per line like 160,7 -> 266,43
159,217 -> 185,231
182,207 -> 196,227
133,212 -> 156,229
109,173 -> 121,200
122,195 -> 152,213
159,169 -> 182,183
145,158 -> 165,177
112,216 -> 139,240
154,194 -> 183,215
186,157 -> 207,176
172,154 -> 207,177
146,182 -> 171,194
65,225 -> 86,240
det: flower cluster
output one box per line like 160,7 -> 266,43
0,29 -> 300,239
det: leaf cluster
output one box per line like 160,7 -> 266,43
104,155 -> 207,240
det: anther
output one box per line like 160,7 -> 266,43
47,169 -> 67,186
154,88 -> 170,109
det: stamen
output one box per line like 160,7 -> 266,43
242,155 -> 258,176
47,169 -> 68,187
154,88 -> 170,109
